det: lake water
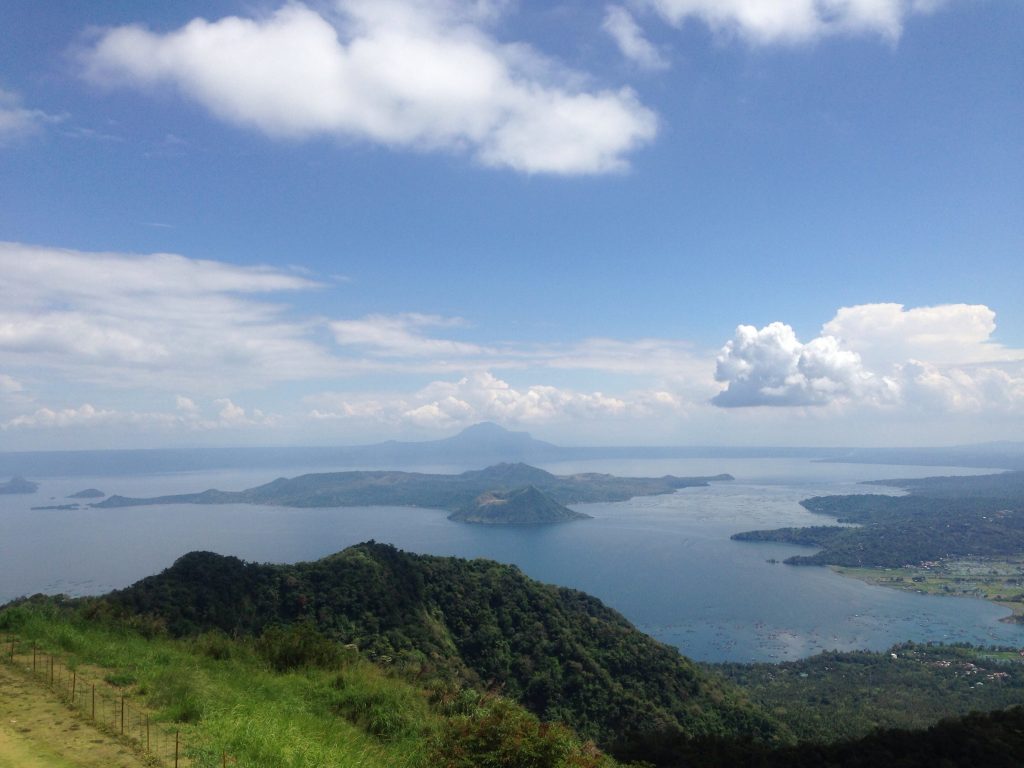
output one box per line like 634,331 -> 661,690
2,457 -> 1022,662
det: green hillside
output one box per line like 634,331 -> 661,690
91,543 -> 779,752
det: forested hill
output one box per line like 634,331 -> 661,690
94,462 -> 733,511
733,471 -> 1024,567
92,543 -> 779,750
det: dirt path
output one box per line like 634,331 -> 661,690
0,664 -> 149,768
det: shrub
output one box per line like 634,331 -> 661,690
431,697 -> 614,768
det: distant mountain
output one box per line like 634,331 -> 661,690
95,462 -> 733,511
0,476 -> 38,494
3,423 -> 1021,478
449,485 -> 592,524
817,443 -> 1024,470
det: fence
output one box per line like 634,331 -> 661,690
3,635 -> 208,767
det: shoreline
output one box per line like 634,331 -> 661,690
831,558 -> 1024,625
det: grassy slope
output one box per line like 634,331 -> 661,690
1,605 -> 432,768
0,603 -> 617,768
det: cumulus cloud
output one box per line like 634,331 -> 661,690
603,5 -> 669,70
713,303 -> 1024,413
822,303 -> 1020,368
641,0 -> 946,44
307,370 -> 683,428
712,322 -> 893,407
0,87 -> 63,144
2,403 -> 124,430
79,1 -> 657,174
0,242 -> 344,390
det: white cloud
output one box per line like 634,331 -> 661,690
1,397 -> 279,432
641,0 -> 946,44
897,361 -> 1024,414
0,374 -> 23,394
175,395 -> 198,413
0,88 -> 63,144
603,5 -> 669,70
80,1 -> 657,174
307,370 -> 683,428
330,313 -> 484,357
0,242 -> 344,390
2,403 -> 123,430
713,304 -> 1024,413
712,321 -> 893,407
822,303 -> 1020,368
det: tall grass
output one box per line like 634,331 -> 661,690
0,603 -> 429,768
0,602 -> 620,768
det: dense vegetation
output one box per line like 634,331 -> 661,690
84,543 -> 779,752
716,642 -> 1024,742
6,556 -> 1024,767
94,462 -> 733,511
732,471 -> 1024,567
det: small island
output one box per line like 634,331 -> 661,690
0,476 -> 39,494
68,488 -> 105,499
448,485 -> 592,525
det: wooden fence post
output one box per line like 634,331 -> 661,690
120,695 -> 125,734
71,670 -> 76,703
32,642 -> 36,673
175,729 -> 180,768
91,684 -> 95,719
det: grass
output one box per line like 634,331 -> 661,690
0,663 -> 148,768
0,604 -> 431,768
0,602 -> 618,768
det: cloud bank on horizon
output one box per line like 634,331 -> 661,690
1,243 -> 1021,447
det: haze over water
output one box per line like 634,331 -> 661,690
2,457 -> 1020,662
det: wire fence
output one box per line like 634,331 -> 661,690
2,634 -> 223,767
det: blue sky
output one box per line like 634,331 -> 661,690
0,0 -> 1021,449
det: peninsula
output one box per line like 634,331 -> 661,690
732,470 -> 1024,619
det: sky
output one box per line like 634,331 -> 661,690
0,0 -> 1021,450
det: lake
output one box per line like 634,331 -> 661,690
2,457 -> 1022,662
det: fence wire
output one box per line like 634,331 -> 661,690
3,635 -> 216,767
